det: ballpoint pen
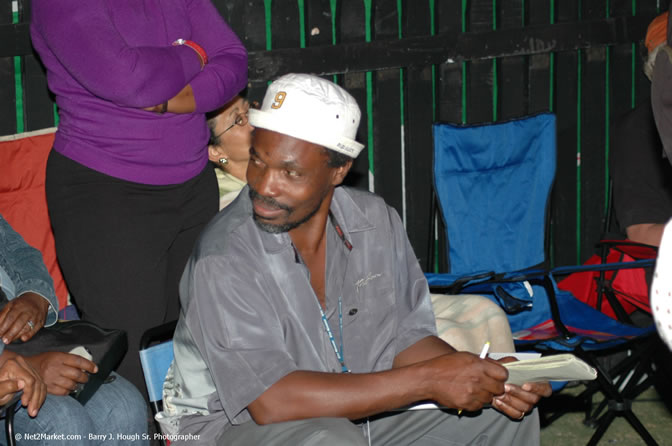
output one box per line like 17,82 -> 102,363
458,341 -> 491,415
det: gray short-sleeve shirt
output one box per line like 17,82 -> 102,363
159,186 -> 437,442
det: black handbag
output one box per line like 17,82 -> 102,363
4,320 -> 127,404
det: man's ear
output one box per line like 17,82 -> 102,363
331,159 -> 354,186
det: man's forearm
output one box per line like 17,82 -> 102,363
249,337 -> 465,425
247,365 -> 431,425
393,335 -> 456,368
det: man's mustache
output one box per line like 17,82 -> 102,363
249,188 -> 292,212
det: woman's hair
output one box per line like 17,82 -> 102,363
206,93 -> 248,147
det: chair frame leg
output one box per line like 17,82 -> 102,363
576,341 -> 659,446
4,397 -> 20,446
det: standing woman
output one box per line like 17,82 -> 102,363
30,0 -> 248,393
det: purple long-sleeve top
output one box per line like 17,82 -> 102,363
30,0 -> 248,185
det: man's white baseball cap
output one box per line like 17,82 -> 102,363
248,73 -> 364,158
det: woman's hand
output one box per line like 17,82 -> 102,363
26,352 -> 98,396
0,292 -> 50,344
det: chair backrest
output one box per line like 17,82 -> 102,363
139,340 -> 174,404
0,129 -> 69,312
138,320 -> 177,408
433,113 -> 556,275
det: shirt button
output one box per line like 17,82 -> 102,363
348,308 -> 358,316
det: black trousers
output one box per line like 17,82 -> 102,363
46,150 -> 218,395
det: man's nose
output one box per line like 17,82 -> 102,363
251,167 -> 279,198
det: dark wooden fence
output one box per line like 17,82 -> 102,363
1,0 -> 665,272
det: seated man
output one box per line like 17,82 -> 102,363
160,73 -> 550,445
0,214 -> 148,445
610,99 -> 672,247
611,12 -> 672,247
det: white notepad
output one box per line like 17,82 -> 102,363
500,353 -> 597,385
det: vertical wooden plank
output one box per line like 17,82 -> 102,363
498,0 -> 528,120
404,0 -> 434,271
306,0 -> 334,47
436,0 -> 464,124
22,0 -> 55,131
466,0 -> 495,123
372,0 -> 404,217
216,0 -> 269,104
609,0 -> 636,139
552,0 -> 580,266
579,0 -> 608,262
604,0 -> 629,236
0,0 -> 18,135
434,0 -> 464,272
23,54 -> 54,131
339,0 -> 370,192
270,2 -> 301,49
527,0 -> 552,114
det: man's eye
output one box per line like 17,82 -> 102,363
286,170 -> 299,177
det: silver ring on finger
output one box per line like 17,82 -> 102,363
26,320 -> 35,330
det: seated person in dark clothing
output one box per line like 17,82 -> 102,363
611,11 -> 672,247
610,99 -> 672,247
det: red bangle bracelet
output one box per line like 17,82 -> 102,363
173,39 -> 208,70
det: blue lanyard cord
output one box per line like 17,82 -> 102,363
319,296 -> 350,374
316,211 -> 351,374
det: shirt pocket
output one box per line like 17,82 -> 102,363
344,273 -> 394,328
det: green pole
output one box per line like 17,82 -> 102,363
13,0 -> 24,133
364,0 -> 374,192
264,0 -> 273,51
298,0 -> 306,48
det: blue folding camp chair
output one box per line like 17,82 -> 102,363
139,320 -> 177,446
425,113 -> 659,446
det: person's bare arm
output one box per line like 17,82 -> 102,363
626,223 -> 664,247
393,335 -> 456,368
247,350 -> 508,425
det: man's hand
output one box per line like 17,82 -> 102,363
0,292 -> 49,344
492,381 -> 552,419
25,352 -> 97,396
489,356 -> 552,418
421,352 -> 509,412
0,354 -> 46,417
